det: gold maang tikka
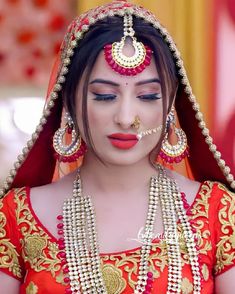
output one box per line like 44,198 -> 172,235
104,14 -> 152,76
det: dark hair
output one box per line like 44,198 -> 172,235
62,16 -> 178,162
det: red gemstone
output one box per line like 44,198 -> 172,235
175,156 -> 182,163
82,18 -> 89,25
145,284 -> 153,291
105,54 -> 112,62
183,203 -> 190,209
131,69 -> 137,75
144,59 -> 150,66
61,259 -> 67,266
181,192 -> 186,199
169,157 -> 174,163
191,227 -> 196,233
147,272 -> 153,278
58,252 -> 66,258
145,55 -> 151,61
67,127 -> 72,134
57,223 -> 64,229
112,63 -> 118,70
143,291 -> 150,294
57,215 -> 63,220
58,237 -> 65,244
105,44 -> 112,50
63,267 -> 69,274
120,68 -> 126,75
64,277 -> 70,283
59,244 -> 65,250
146,278 -> 154,284
65,288 -> 72,294
136,66 -> 142,73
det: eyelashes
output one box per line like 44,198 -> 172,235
93,93 -> 116,101
137,93 -> 162,100
92,92 -> 162,101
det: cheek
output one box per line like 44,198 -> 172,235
141,102 -> 163,126
87,104 -> 112,128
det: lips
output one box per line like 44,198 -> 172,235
107,133 -> 138,150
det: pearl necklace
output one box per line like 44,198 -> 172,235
56,165 -> 201,294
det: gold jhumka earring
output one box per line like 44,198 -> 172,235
159,107 -> 189,163
52,112 -> 87,162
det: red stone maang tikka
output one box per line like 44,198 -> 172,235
104,14 -> 152,76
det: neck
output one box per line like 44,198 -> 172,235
80,151 -> 158,194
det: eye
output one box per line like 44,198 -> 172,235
92,92 -> 116,101
137,93 -> 162,101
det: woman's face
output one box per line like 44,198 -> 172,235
76,45 -> 164,166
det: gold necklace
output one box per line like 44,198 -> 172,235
56,165 -> 201,294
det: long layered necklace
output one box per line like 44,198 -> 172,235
56,166 -> 201,294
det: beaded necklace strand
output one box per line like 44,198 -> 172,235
56,166 -> 201,293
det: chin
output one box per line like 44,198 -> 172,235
99,150 -> 151,166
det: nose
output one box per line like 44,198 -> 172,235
114,96 -> 136,130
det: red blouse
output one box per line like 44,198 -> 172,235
0,181 -> 235,294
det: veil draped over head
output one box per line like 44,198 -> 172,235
1,0 -> 234,198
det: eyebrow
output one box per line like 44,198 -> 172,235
135,78 -> 161,86
89,79 -> 119,86
89,78 -> 161,87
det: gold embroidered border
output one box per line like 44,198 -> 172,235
214,184 -> 235,274
0,196 -> 22,278
14,188 -> 62,280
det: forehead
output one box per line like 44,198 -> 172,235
89,49 -> 159,85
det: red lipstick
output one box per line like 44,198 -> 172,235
107,133 -> 138,150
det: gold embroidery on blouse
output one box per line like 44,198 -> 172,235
14,188 -> 62,280
5,183 -> 217,290
101,241 -> 169,290
24,235 -> 47,260
56,269 -> 67,285
26,281 -> 38,294
201,264 -> 209,281
214,184 -> 235,274
0,198 -> 22,278
189,182 -> 212,255
101,229 -> 192,291
181,277 -> 193,294
101,263 -> 126,294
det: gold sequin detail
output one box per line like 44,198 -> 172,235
201,264 -> 209,281
181,277 -> 193,294
102,263 -> 126,294
26,281 -> 38,294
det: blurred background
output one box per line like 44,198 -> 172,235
0,0 -> 234,185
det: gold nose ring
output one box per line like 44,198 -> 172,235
132,115 -> 141,129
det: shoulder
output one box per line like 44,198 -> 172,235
197,181 -> 235,276
199,180 -> 234,208
30,171 -> 76,204
166,169 -> 201,206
